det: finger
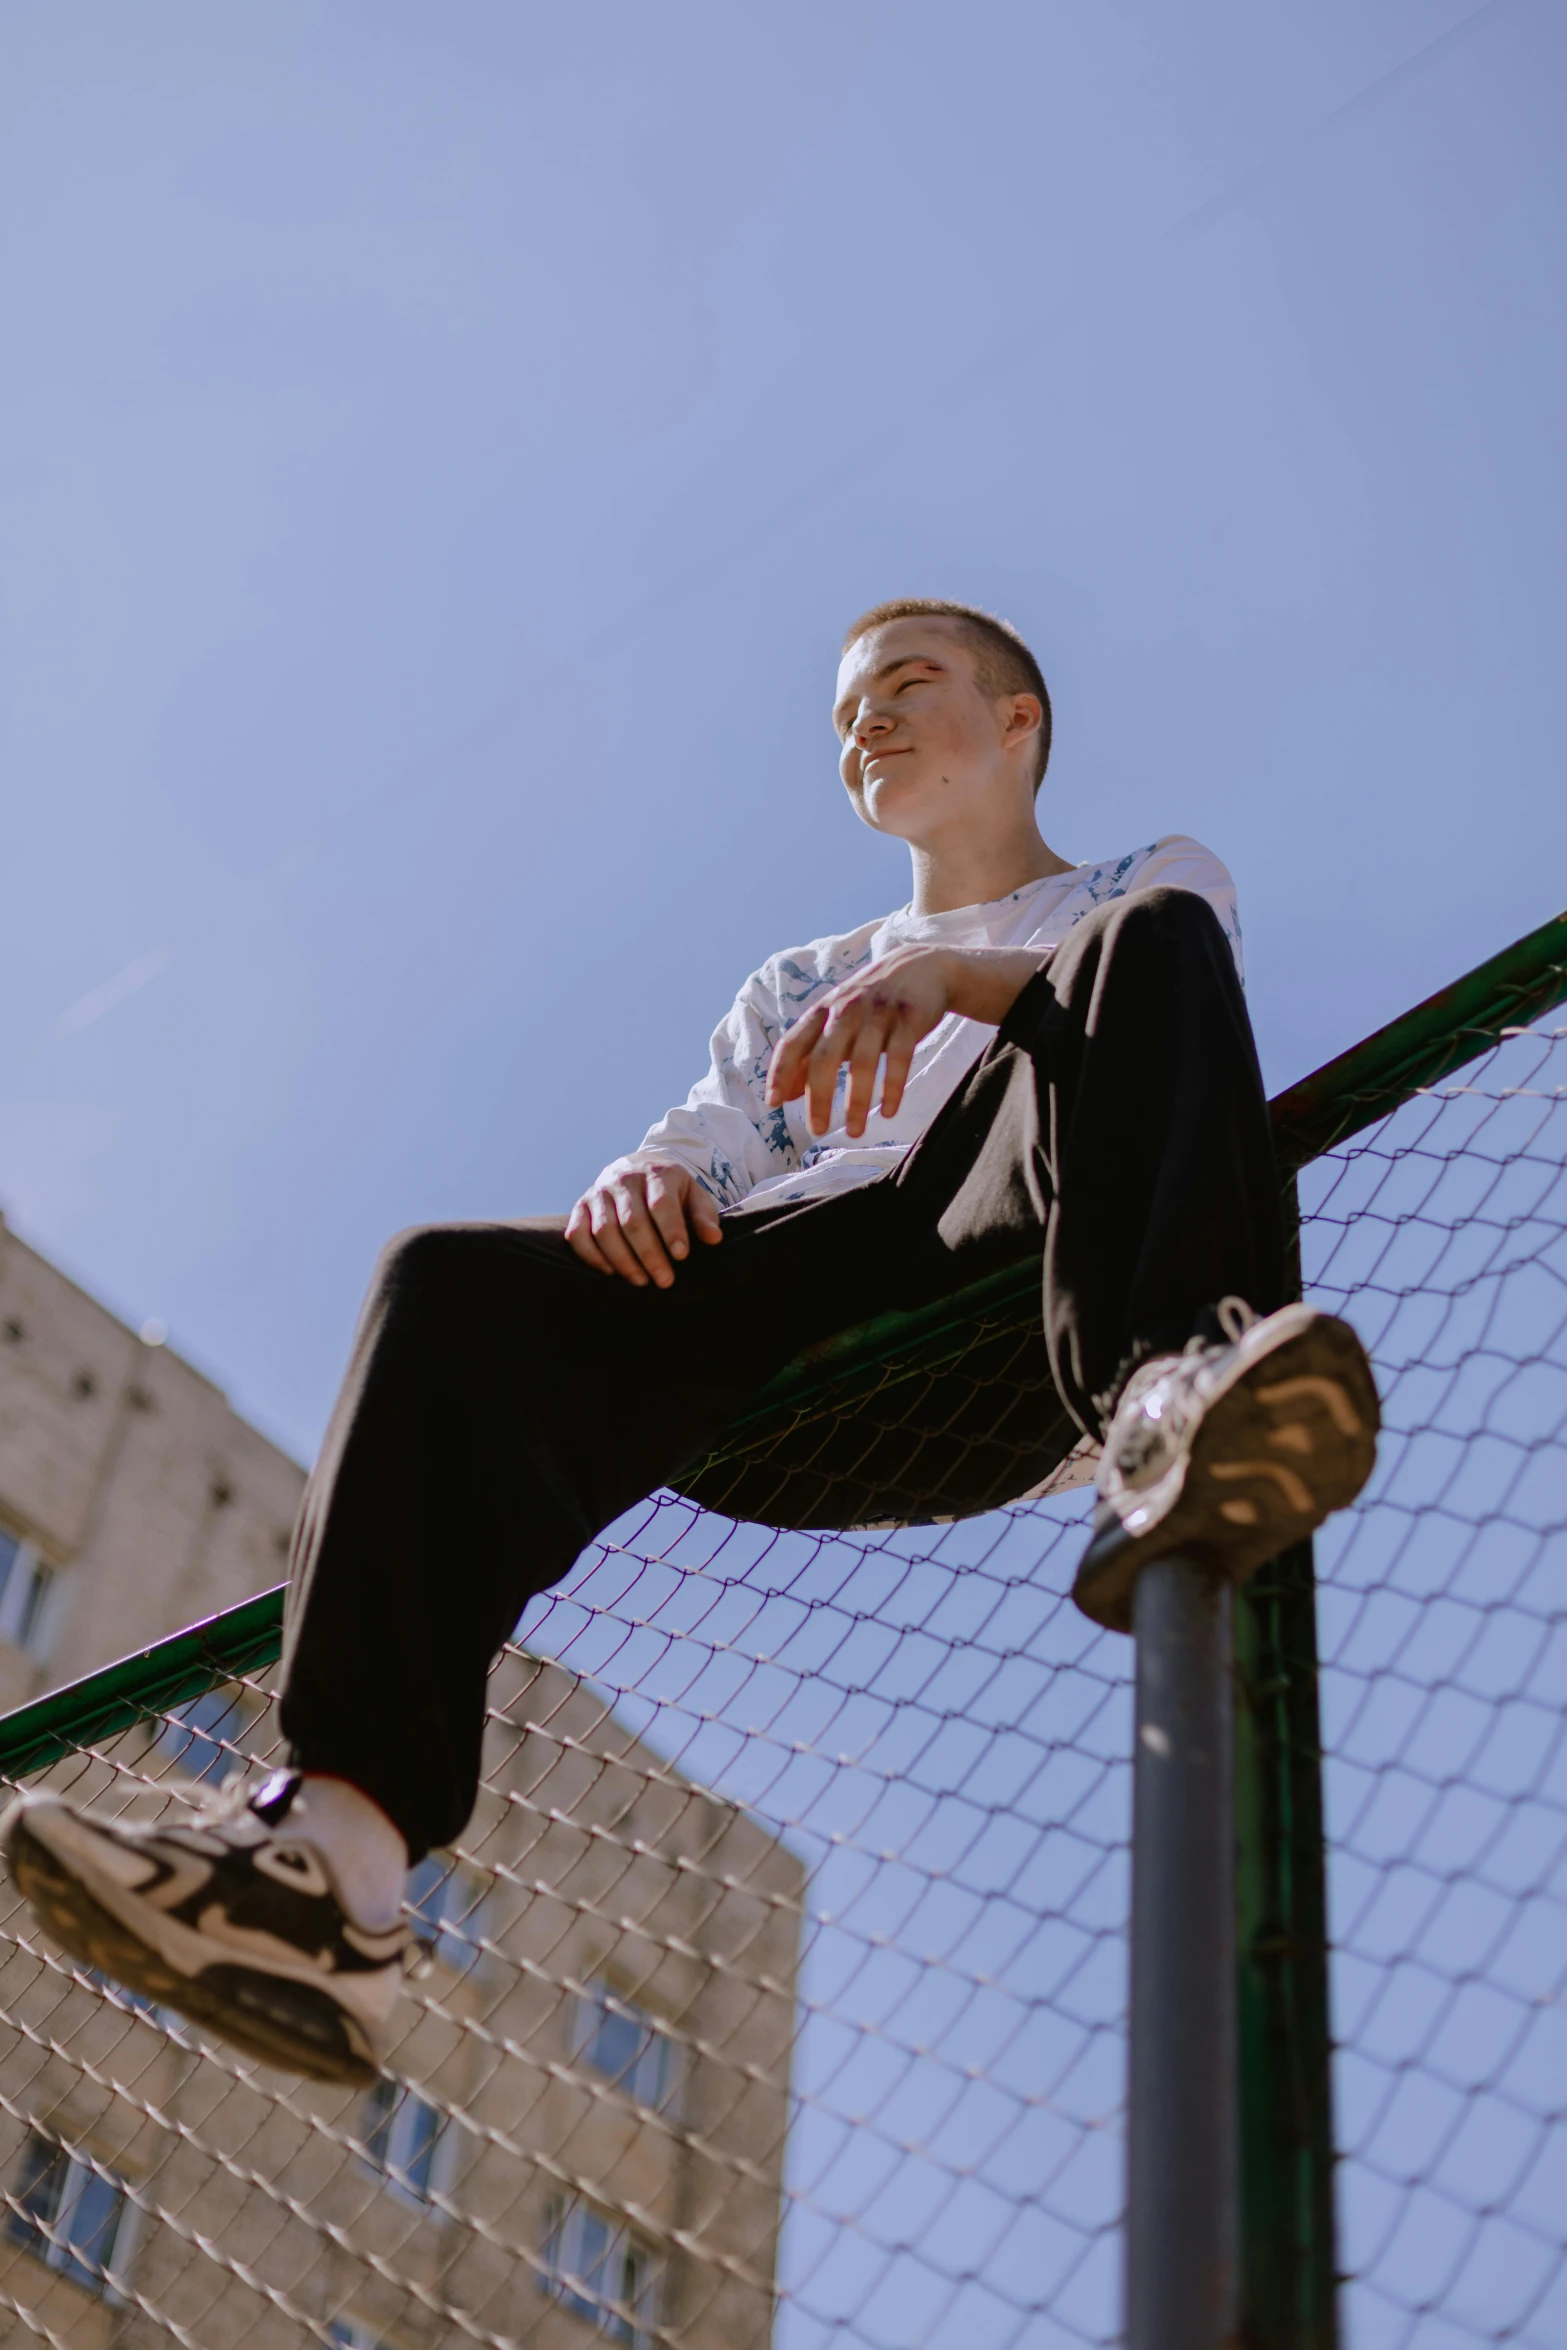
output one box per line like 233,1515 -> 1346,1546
767,1022 -> 813,1104
566,1196 -> 617,1275
645,1168 -> 692,1262
844,998 -> 893,1138
589,1194 -> 653,1287
806,1004 -> 860,1136
609,1184 -> 677,1289
878,1011 -> 926,1121
686,1181 -> 724,1245
766,1006 -> 827,1105
566,1215 -> 616,1275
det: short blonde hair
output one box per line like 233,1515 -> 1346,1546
841,597 -> 1053,789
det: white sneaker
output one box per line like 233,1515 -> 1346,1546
2,1770 -> 408,2084
1072,1299 -> 1380,1632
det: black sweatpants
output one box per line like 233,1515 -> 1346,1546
279,887 -> 1284,1857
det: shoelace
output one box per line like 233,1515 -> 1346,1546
1177,1295 -> 1258,1359
182,1767 -> 297,1834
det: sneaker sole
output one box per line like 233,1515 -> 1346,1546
1074,1313 -> 1380,1631
6,1813 -> 380,2087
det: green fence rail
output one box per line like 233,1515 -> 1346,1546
0,902 -> 1561,2348
0,1580 -> 288,1784
676,908 -> 1567,1526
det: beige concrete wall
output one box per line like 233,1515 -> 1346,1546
0,1221 -> 803,2350
0,1664 -> 804,2350
0,1216 -> 306,1697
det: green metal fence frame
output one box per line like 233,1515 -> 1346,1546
0,908 -> 1562,2347
1235,906 -> 1567,2349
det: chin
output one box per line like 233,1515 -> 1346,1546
860,770 -> 937,835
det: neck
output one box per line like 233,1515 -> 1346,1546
906,816 -> 1074,917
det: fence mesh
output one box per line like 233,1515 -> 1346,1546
0,1009 -> 1559,2350
1305,1013 -> 1567,2349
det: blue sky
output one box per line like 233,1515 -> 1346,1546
3,0 -> 1564,1461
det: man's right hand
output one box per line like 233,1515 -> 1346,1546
565,1160 -> 723,1290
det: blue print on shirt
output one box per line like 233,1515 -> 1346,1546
774,944 -> 872,1027
762,1104 -> 794,1160
699,1146 -> 747,1208
1080,845 -> 1156,906
632,835 -> 1242,1209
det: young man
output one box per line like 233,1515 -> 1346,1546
4,600 -> 1378,2084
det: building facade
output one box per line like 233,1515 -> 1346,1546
0,1217 -> 802,2348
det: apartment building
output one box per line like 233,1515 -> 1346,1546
0,1215 -> 803,2348
0,1213 -> 305,1708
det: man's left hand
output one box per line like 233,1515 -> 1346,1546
765,944 -> 1049,1139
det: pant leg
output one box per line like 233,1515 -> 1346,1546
893,884 -> 1285,1434
281,883 -> 1281,1852
279,1191 -> 901,1857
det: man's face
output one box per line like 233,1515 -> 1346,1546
832,616 -> 1031,842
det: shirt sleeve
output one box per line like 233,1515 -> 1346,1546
601,967 -> 803,1208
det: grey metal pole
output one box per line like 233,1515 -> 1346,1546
1126,1553 -> 1238,2350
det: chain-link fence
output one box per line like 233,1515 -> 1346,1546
0,919 -> 1559,2350
1305,1009 -> 1567,2347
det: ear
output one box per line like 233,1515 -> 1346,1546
1000,693 -> 1043,753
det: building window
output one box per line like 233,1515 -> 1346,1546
542,2196 -> 660,2350
6,2133 -> 139,2301
361,2077 -> 451,2208
407,1852 -> 490,1972
326,2320 -> 393,2349
573,1977 -> 680,2115
158,1684 -> 252,1784
0,1531 -> 57,1656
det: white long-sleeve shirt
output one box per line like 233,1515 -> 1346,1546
614,834 -> 1242,1216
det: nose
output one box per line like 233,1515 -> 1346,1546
851,700 -> 896,746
